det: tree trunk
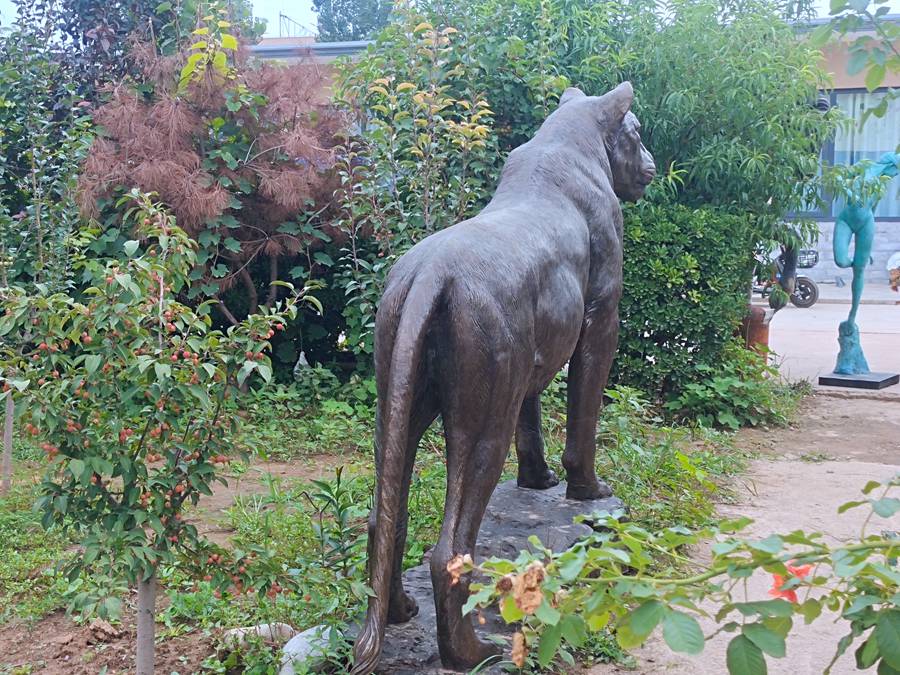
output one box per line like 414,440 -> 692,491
1,395 -> 12,494
136,572 -> 157,675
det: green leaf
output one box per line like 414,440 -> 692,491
538,622 -> 563,667
69,459 -> 85,479
663,611 -> 705,655
743,623 -> 786,658
872,497 -> 900,518
847,49 -> 869,75
628,600 -> 665,639
558,548 -> 587,581
462,586 -> 492,616
863,480 -> 882,494
856,635 -> 880,670
866,64 -> 886,92
500,594 -> 524,623
876,611 -> 900,669
535,598 -> 561,626
84,354 -> 102,375
838,500 -> 866,514
103,596 -> 123,620
221,33 -> 238,50
560,614 -> 587,649
123,240 -> 139,256
749,535 -> 783,554
735,600 -> 794,618
726,634 -> 768,675
237,360 -> 257,386
154,362 -> 172,381
808,23 -> 833,48
879,658 -> 900,675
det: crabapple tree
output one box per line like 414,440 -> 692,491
0,191 -> 314,674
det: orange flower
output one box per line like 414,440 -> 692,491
768,574 -> 798,603
786,562 -> 813,578
768,561 -> 812,603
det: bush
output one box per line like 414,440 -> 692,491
665,344 -> 802,430
612,203 -> 755,399
332,7 -> 500,354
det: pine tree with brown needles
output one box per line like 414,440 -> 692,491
79,8 -> 343,324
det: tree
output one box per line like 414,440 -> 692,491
312,0 -> 392,41
19,0 -> 264,100
78,6 -> 342,326
0,192 -> 311,673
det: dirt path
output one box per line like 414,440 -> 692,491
590,392 -> 900,675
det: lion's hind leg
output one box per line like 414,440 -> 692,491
385,388 -> 439,624
430,346 -> 527,670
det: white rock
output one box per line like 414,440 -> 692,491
279,625 -> 331,675
223,622 -> 296,650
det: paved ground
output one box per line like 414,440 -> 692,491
813,282 -> 899,305
764,290 -> 900,390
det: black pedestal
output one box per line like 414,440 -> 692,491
818,372 -> 899,390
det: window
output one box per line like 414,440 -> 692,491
831,90 -> 900,218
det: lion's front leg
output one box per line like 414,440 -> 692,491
515,394 -> 559,489
563,299 -> 618,501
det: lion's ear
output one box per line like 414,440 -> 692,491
597,81 -> 634,125
559,87 -> 586,107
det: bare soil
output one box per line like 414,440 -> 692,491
589,392 -> 900,675
0,610 -> 214,674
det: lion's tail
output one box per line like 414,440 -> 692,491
351,275 -> 441,675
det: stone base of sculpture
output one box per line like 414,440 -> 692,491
833,320 -> 870,375
364,480 -> 623,674
819,371 -> 899,390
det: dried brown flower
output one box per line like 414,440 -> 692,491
511,632 -> 527,668
513,561 -> 546,615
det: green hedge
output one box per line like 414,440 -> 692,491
611,203 -> 755,400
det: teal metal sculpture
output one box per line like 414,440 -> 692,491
831,152 -> 900,375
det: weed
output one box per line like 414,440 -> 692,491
665,344 -> 803,430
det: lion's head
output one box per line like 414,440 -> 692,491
558,82 -> 656,203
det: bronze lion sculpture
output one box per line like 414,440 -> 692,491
352,82 -> 656,673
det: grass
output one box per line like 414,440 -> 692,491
0,451 -> 72,625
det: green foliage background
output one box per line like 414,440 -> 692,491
614,204 -> 756,399
329,0 -> 837,396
